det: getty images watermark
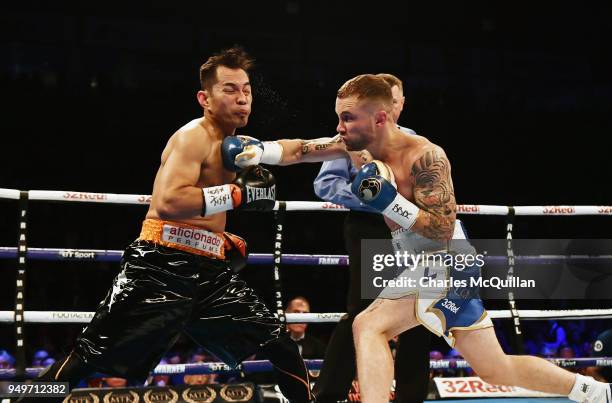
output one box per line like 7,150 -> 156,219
370,250 -> 535,291
360,239 -> 612,300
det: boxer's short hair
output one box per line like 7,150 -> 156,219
199,47 -> 254,90
337,74 -> 393,112
376,73 -> 403,93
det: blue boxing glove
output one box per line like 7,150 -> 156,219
221,135 -> 284,172
351,160 -> 420,230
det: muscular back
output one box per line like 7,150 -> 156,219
146,118 -> 236,232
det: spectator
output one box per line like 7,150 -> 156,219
566,321 -> 587,354
166,351 -> 186,386
32,349 -> 50,367
579,341 -> 593,358
0,350 -> 15,369
148,358 -> 170,387
184,349 -> 219,385
285,296 -> 326,359
539,345 -> 558,358
543,320 -> 567,353
560,346 -> 576,359
429,350 -> 444,379
560,346 -> 579,374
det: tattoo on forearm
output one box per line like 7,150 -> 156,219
300,138 -> 338,156
411,149 -> 456,239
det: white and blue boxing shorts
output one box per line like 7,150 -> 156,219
378,220 -> 493,346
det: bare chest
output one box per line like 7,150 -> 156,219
199,143 -> 235,187
388,160 -> 416,203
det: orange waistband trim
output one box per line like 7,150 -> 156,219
139,219 -> 228,259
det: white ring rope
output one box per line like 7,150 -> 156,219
1,188 -> 611,215
0,188 -> 20,200
1,309 -> 612,324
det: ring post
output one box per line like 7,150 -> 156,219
14,191 -> 29,379
506,206 -> 525,353
273,202 -> 287,327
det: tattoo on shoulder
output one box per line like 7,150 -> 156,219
411,148 -> 456,239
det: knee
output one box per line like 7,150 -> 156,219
352,312 -> 371,340
353,311 -> 386,343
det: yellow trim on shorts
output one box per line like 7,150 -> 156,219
447,310 -> 493,337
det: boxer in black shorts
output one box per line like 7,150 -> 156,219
24,47 -> 312,402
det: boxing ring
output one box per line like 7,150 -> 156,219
1,187 -> 611,402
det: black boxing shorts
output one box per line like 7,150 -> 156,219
72,220 -> 281,381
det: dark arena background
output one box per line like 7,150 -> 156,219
1,1 -> 612,401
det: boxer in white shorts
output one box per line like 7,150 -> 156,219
378,220 -> 493,347
223,73 -> 611,403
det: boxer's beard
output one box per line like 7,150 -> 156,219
344,136 -> 369,151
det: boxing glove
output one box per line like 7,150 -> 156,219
351,160 -> 420,230
221,135 -> 283,172
202,165 -> 276,216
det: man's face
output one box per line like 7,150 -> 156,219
335,96 -> 379,151
390,85 -> 405,123
206,66 -> 252,127
286,299 -> 310,335
559,347 -> 575,358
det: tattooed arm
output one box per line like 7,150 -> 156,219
351,146 -> 455,241
409,147 -> 456,240
276,135 -> 348,165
